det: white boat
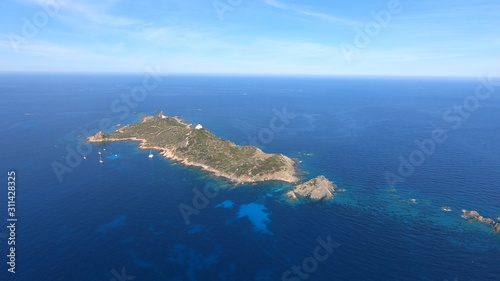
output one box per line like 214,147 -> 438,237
98,150 -> 102,155
83,155 -> 87,160
149,151 -> 154,158
441,206 -> 452,212
99,155 -> 103,163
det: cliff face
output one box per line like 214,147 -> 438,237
87,113 -> 299,184
286,175 -> 337,201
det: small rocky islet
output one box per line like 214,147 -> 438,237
461,209 -> 500,233
286,175 -> 343,201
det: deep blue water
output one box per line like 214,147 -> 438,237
0,74 -> 499,281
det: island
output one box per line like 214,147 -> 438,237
286,175 -> 339,201
88,113 -> 300,184
461,210 -> 500,233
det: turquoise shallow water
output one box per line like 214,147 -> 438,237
0,74 -> 499,280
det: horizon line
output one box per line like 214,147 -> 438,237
0,71 -> 496,80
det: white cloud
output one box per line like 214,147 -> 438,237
66,3 -> 140,26
263,0 -> 359,26
15,0 -> 141,27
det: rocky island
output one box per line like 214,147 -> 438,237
286,175 -> 339,201
461,210 -> 500,233
88,113 -> 300,184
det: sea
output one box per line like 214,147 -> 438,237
0,74 -> 499,281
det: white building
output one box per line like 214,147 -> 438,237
195,124 -> 203,130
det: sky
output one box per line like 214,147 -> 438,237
0,0 -> 499,76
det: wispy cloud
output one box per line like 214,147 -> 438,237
0,39 -> 76,56
138,26 -> 208,41
66,3 -> 140,26
0,38 -> 124,59
264,0 -> 359,26
16,0 -> 141,27
250,39 -> 338,58
0,37 -> 157,72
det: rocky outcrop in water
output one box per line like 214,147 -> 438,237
494,222 -> 500,233
286,175 -> 338,201
461,210 -> 500,233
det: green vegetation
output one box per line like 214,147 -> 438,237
90,113 -> 295,181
